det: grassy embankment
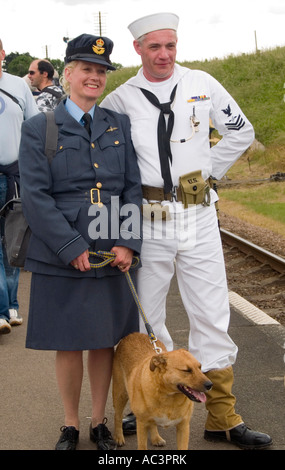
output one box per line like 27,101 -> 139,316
100,47 -> 285,237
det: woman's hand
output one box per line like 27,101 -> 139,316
110,246 -> 134,272
71,249 -> 91,272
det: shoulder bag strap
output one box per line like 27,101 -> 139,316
44,111 -> 59,164
0,88 -> 23,111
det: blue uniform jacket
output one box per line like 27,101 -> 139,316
19,101 -> 142,277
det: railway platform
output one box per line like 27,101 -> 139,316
0,270 -> 284,455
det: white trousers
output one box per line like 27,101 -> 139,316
138,203 -> 238,372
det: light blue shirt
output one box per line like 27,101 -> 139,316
0,72 -> 38,165
65,98 -> 95,126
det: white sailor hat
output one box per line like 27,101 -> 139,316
128,13 -> 179,40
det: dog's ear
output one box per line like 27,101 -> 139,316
150,354 -> 167,371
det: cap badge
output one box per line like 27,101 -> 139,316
92,38 -> 105,55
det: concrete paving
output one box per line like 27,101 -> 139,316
0,270 -> 284,454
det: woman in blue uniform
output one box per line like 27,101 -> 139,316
19,34 -> 142,450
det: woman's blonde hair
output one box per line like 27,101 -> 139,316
60,61 -> 78,95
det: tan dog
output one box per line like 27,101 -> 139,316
112,332 -> 212,450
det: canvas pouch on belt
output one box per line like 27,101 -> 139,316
179,170 -> 211,208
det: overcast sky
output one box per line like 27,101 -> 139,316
2,0 -> 285,67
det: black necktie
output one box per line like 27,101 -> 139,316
140,84 -> 177,193
82,113 -> 92,136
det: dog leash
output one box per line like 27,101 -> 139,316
89,250 -> 162,354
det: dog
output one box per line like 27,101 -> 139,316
112,332 -> 212,450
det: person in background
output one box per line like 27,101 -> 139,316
0,38 -> 38,335
101,13 -> 272,450
19,34 -> 142,450
28,59 -> 63,111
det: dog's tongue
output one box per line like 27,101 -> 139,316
178,384 -> 207,403
192,390 -> 207,403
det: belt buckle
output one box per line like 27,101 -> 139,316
90,188 -> 103,207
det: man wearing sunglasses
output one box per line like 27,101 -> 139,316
28,59 -> 63,111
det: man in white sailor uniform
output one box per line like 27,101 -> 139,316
101,13 -> 272,449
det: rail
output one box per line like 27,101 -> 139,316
220,229 -> 285,275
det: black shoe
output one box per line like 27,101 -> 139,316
55,426 -> 79,450
90,419 -> 117,450
204,423 -> 272,449
122,412 -> 137,435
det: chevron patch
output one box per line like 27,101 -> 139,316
225,114 -> 245,131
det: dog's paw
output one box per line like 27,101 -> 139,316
151,435 -> 166,447
115,434 -> 125,447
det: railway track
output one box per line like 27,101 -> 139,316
221,229 -> 285,327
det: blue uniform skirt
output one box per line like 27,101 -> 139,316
26,272 -> 139,351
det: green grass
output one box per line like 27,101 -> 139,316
252,203 -> 285,223
219,183 -> 285,224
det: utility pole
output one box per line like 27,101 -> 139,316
99,12 -> 102,35
254,30 -> 259,54
94,12 -> 107,36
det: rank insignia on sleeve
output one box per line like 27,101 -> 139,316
222,104 -> 232,117
225,114 -> 245,131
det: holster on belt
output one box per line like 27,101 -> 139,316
179,170 -> 211,208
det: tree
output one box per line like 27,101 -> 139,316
3,52 -> 21,70
5,52 -> 35,77
50,59 -> 64,77
111,62 -> 123,70
4,52 -> 64,79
